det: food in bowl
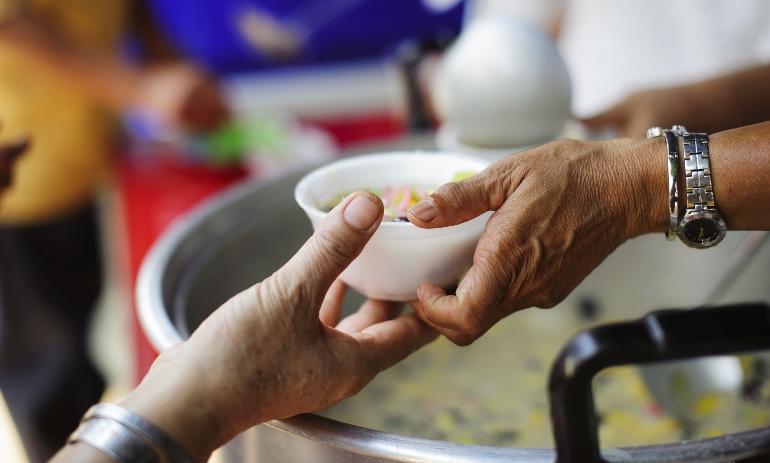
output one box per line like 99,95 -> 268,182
295,152 -> 491,301
324,184 -> 434,222
323,173 -> 476,222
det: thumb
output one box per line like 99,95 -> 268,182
271,191 -> 383,310
407,168 -> 506,228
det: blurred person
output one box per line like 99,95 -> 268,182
0,1 -> 227,461
471,0 -> 770,136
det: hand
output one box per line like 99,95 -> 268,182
581,86 -> 702,138
136,62 -> 229,132
407,138 -> 668,345
119,191 -> 438,461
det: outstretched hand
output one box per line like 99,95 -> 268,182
120,191 -> 438,461
136,62 -> 229,132
407,139 -> 668,345
580,86 -> 702,138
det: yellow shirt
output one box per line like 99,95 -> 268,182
0,0 -> 128,224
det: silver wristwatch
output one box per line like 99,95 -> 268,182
677,131 -> 726,248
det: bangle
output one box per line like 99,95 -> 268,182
68,416 -> 160,463
68,404 -> 195,463
85,404 -> 195,463
646,125 -> 685,240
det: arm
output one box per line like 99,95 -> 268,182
407,122 -> 770,345
48,191 -> 437,463
0,15 -> 140,112
582,64 -> 770,137
0,14 -> 227,130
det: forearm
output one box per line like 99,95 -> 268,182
47,345 -> 227,463
0,15 -> 141,110
49,442 -> 115,463
708,122 -> 770,230
678,64 -> 770,134
629,121 -> 770,235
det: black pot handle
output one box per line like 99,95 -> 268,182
548,302 -> 770,463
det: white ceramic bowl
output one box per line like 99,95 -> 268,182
294,151 -> 492,301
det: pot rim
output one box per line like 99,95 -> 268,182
136,166 -> 770,463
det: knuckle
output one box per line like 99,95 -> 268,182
435,180 -> 474,208
447,332 -> 478,347
474,243 -> 513,290
313,227 -> 359,267
455,311 -> 487,335
534,293 -> 559,309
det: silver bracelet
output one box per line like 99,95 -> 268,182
646,125 -> 686,240
68,416 -> 160,463
84,403 -> 195,463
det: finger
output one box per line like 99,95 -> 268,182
409,299 -> 477,345
319,279 -> 347,326
269,191 -> 383,312
413,200 -> 521,341
407,166 -> 510,229
340,314 -> 439,375
414,268 -> 502,341
335,299 -> 404,334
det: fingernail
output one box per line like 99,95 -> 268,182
344,194 -> 380,230
408,198 -> 438,222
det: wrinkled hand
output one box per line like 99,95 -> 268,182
137,62 -> 229,131
407,139 -> 668,345
121,191 -> 438,461
581,86 -> 702,138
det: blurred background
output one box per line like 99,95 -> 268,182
3,0 -> 770,462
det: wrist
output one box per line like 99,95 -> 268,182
607,137 -> 670,238
118,344 -> 228,463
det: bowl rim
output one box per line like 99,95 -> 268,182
294,150 -> 491,227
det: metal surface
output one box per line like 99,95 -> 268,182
678,132 -> 726,248
137,139 -> 770,462
645,126 -> 682,241
68,417 -> 160,463
550,304 -> 770,463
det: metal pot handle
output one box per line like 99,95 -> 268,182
548,302 -> 770,463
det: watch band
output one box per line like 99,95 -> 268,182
682,132 -> 714,213
676,131 -> 727,248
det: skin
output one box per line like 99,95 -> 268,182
0,13 -> 227,131
582,63 -> 770,138
44,124 -> 770,459
48,191 -> 438,463
407,123 -> 770,345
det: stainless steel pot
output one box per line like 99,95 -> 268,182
137,155 -> 770,463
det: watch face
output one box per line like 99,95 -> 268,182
683,217 -> 721,245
